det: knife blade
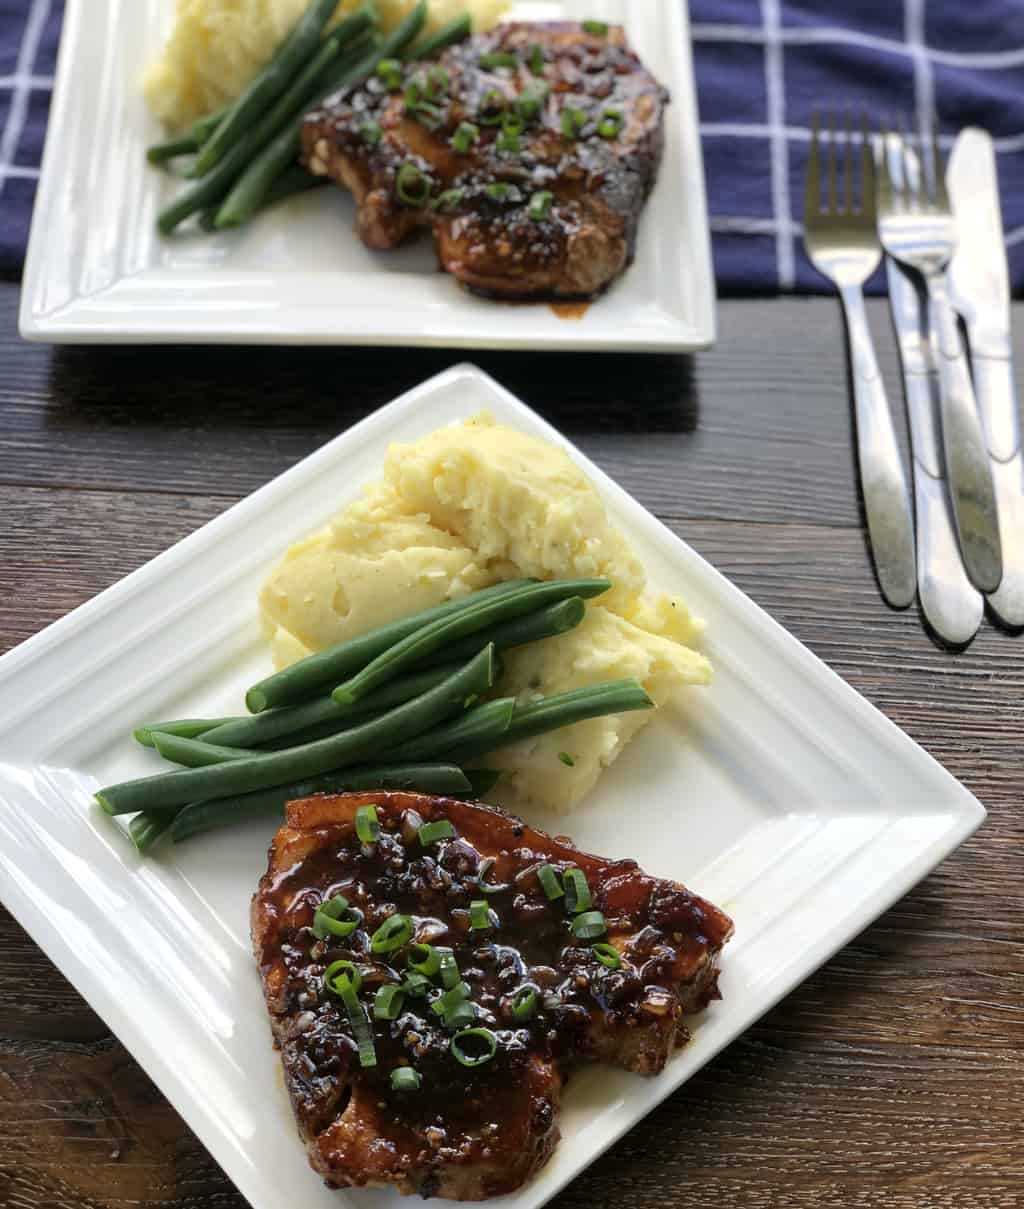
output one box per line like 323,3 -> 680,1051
884,135 -> 982,645
947,127 -> 1024,627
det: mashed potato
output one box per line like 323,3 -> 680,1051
259,414 -> 711,814
146,0 -> 510,130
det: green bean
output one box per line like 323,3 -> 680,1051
205,662 -> 468,748
133,717 -> 244,747
151,734 -> 262,766
462,768 -> 500,798
97,646 -> 495,815
193,0 -> 362,176
260,163 -> 328,208
332,579 -> 610,706
169,762 -> 471,843
417,596 -> 585,666
446,680 -> 654,764
129,811 -> 173,853
158,14 -> 365,234
246,579 -> 532,712
402,11 -> 472,59
215,4 -> 425,228
383,698 -> 515,763
146,107 -> 230,165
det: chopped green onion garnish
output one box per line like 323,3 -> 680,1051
438,951 -> 460,990
404,77 -> 423,107
563,867 -> 593,914
476,857 -> 510,895
571,910 -> 606,940
434,187 -> 465,212
561,106 -> 587,139
598,108 -> 623,139
407,943 -> 442,977
558,751 -> 575,766
426,66 -> 450,100
452,120 -> 480,153
501,112 -> 525,136
485,182 -> 513,202
370,913 -> 414,954
528,43 -> 545,75
496,131 -> 520,154
537,863 -> 563,899
515,84 -> 548,121
478,87 -> 507,124
377,57 -> 403,89
395,163 -> 432,207
431,980 -> 472,1020
445,1000 -> 476,1028
359,120 -> 383,146
418,818 -> 455,846
390,1066 -> 422,1090
402,971 -> 431,997
341,982 -> 376,1068
324,958 -> 362,995
470,899 -> 492,930
583,19 -> 609,35
374,984 -> 405,1020
313,894 -> 362,939
450,1027 -> 498,1067
511,983 -> 538,1021
412,100 -> 444,130
528,190 -> 553,220
480,51 -> 518,69
592,942 -> 621,970
355,804 -> 380,844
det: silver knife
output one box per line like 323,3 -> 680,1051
947,128 -> 1024,628
884,135 -> 983,644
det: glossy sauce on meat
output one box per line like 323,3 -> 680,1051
252,791 -> 732,1199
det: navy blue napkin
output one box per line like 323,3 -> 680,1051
1,0 -> 1022,296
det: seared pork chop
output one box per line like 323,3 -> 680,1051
252,791 -> 732,1200
300,23 -> 669,299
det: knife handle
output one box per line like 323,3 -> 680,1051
971,354 -> 1021,463
903,372 -> 983,645
985,453 -> 1024,628
925,277 -> 1003,593
839,283 -> 916,608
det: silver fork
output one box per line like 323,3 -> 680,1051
803,113 -> 916,609
877,121 -> 1002,593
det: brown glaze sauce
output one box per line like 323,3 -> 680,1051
260,802 -> 703,1140
550,299 -> 591,320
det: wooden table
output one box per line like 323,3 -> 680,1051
1,280 -> 1022,1209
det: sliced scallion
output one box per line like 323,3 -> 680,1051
558,751 -> 575,766
528,43 -> 545,75
537,863 -> 563,900
377,57 -> 403,89
434,187 -> 464,212
359,119 -> 383,146
355,804 -> 380,844
450,1027 -> 498,1067
496,131 -> 520,154
528,190 -> 554,220
374,984 -> 405,1020
571,910 -> 607,940
563,868 -> 592,914
370,913 -> 414,954
390,1066 -> 422,1090
341,983 -> 376,1068
313,894 -> 362,940
407,943 -> 441,977
425,66 -> 450,99
452,120 -> 479,153
598,107 -> 623,139
476,857 -> 510,895
444,1000 -> 476,1028
395,163 -> 431,207
470,899 -> 492,930
480,51 -> 518,69
478,87 -> 507,125
592,942 -> 621,970
511,983 -> 538,1021
402,971 -> 432,997
561,106 -> 587,139
438,950 -> 460,990
583,19 -> 609,35
485,182 -> 513,202
431,980 -> 471,1019
324,959 -> 362,996
418,818 -> 455,846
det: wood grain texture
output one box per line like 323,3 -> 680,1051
1,282 -> 1023,1209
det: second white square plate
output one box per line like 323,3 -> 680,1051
20,0 -> 715,350
0,366 -> 983,1209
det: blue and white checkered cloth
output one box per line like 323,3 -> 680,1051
1,0 -> 1022,294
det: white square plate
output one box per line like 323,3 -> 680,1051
0,365 -> 983,1209
19,0 -> 715,351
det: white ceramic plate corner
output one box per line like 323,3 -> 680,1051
0,364 -> 984,1209
19,0 -> 715,351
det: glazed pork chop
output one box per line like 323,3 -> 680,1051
300,22 -> 669,299
252,791 -> 733,1200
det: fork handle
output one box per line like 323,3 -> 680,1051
838,283 -> 917,608
925,277 -> 1003,593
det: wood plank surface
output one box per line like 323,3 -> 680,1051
0,281 -> 1022,1209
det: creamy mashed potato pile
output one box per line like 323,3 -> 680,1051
146,0 -> 510,130
260,414 -> 711,813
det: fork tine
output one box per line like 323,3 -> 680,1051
844,111 -> 854,212
877,117 -> 894,213
861,115 -> 876,219
931,117 -> 949,207
805,111 -> 820,218
897,115 -> 916,212
826,112 -> 838,213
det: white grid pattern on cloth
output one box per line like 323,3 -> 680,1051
760,0 -> 794,290
0,0 -> 53,197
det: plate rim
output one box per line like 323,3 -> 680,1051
18,0 -> 716,352
0,363 -> 986,1209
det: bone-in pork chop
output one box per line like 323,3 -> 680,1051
252,791 -> 732,1199
300,23 -> 669,299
